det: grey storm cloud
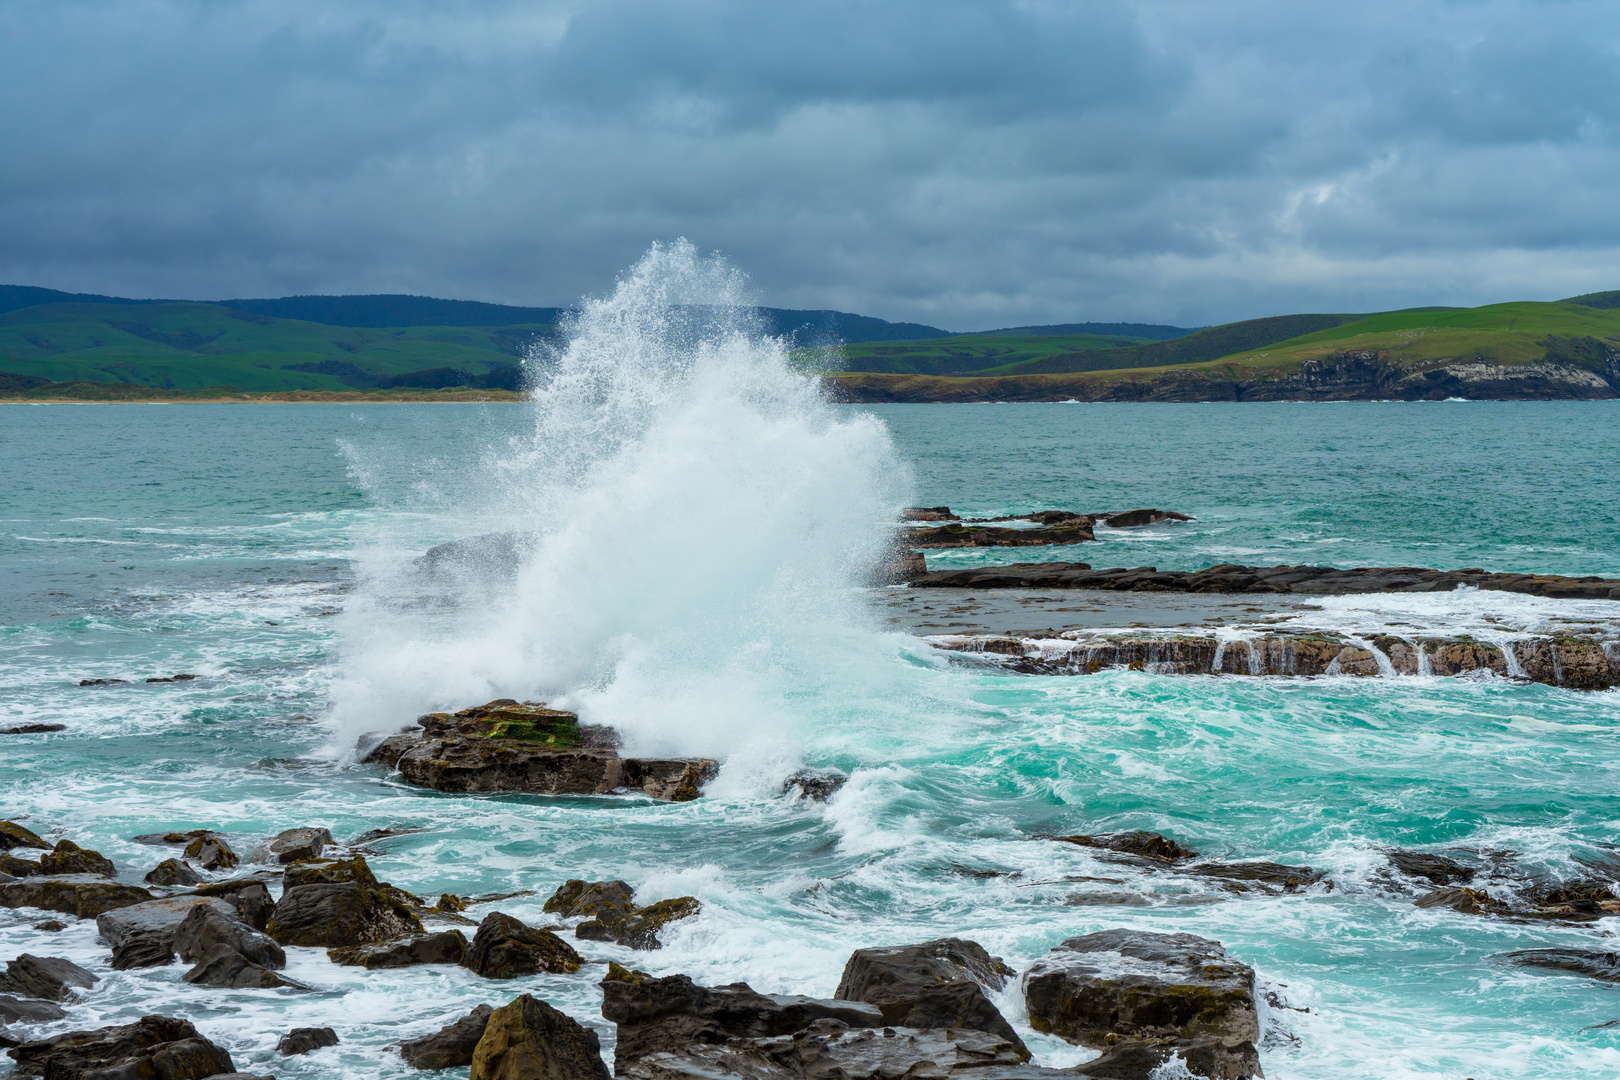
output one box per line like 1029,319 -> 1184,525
1,0 -> 1618,328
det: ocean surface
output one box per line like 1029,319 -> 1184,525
3,324 -> 1620,1076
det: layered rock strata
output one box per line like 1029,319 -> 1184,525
935,631 -> 1620,689
366,700 -> 719,802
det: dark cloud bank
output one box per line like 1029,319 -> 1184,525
2,0 -> 1617,329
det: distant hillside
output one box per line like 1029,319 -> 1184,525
832,300 -> 1620,402
217,294 -> 565,328
964,322 -> 1194,340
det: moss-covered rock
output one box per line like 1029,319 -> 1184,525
39,841 -> 115,878
0,821 -> 49,851
469,994 -> 611,1080
0,876 -> 153,919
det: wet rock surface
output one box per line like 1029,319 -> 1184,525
0,876 -> 153,919
98,896 -> 239,969
373,700 -> 719,801
1052,832 -> 1199,862
912,561 -> 1620,602
0,824 -> 49,852
546,879 -> 703,950
0,996 -> 68,1024
193,878 -> 278,931
1386,849 -> 1475,886
266,855 -> 423,947
783,770 -> 849,802
144,858 -> 205,886
174,903 -> 286,969
470,993 -> 612,1080
461,912 -> 583,977
329,929 -> 468,968
182,945 -> 305,989
934,627 -> 1620,689
0,955 -> 97,1002
260,826 -> 332,864
277,1026 -> 339,1055
38,841 -> 115,878
8,1014 -> 236,1079
905,522 -> 1096,548
184,834 -> 239,871
833,938 -> 1025,1054
1501,948 -> 1620,982
1023,930 -> 1259,1052
400,1004 -> 493,1069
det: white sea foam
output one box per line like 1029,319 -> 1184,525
328,240 -> 912,765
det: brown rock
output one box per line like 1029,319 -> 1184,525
1053,831 -> 1199,862
470,994 -> 611,1080
461,912 -> 582,978
328,930 -> 467,969
8,1015 -> 236,1079
266,856 -> 423,948
0,876 -> 153,919
0,822 -> 48,852
276,1027 -> 339,1055
0,954 -> 97,1002
145,859 -> 205,887
96,895 -> 238,969
263,827 -> 332,864
39,840 -> 115,878
400,1005 -> 493,1069
184,835 -> 239,871
182,945 -> 306,990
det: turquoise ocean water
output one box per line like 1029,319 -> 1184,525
2,390 -> 1619,1079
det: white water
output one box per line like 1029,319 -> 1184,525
329,240 -> 912,762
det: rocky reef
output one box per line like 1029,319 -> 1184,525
364,699 -> 719,802
933,628 -> 1620,689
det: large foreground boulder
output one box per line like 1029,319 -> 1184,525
470,994 -> 611,1080
0,876 -> 152,920
0,955 -> 97,1002
833,938 -> 1026,1055
544,880 -> 702,950
266,855 -> 423,947
8,1015 -> 236,1079
1022,930 -> 1258,1052
461,913 -> 582,978
400,1005 -> 493,1069
97,895 -> 239,969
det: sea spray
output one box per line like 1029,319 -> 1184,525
329,240 -> 913,766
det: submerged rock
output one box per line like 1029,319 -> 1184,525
144,858 -> 205,887
461,912 -> 583,978
0,724 -> 65,735
1501,948 -> 1620,983
1385,849 -> 1475,886
9,1015 -> 236,1079
328,930 -> 468,969
1102,509 -> 1192,528
277,1027 -> 339,1055
1023,929 -> 1259,1050
38,841 -> 115,878
1,876 -> 153,919
1184,861 -> 1326,893
0,955 -> 97,1002
266,855 -> 423,948
399,1004 -> 493,1069
470,993 -> 611,1080
1052,831 -> 1199,862
832,938 -> 1026,1056
380,700 -> 719,801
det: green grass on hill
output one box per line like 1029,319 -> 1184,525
0,302 -> 551,391
817,333 -> 1160,376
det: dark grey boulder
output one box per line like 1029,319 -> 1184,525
1072,1035 -> 1261,1079
1183,861 -> 1325,893
174,903 -> 286,969
0,995 -> 68,1024
399,1004 -> 493,1069
0,875 -> 153,919
1052,831 -> 1199,862
543,879 -> 701,950
1023,930 -> 1259,1050
277,1026 -> 339,1055
144,858 -> 205,887
262,827 -> 333,864
329,930 -> 467,969
193,878 -> 277,931
97,895 -> 238,969
833,938 -> 1026,1055
471,993 -> 611,1080
9,1015 -> 236,1079
182,944 -> 307,990
1386,849 -> 1474,886
460,912 -> 582,977
0,954 -> 97,1001
0,822 -> 49,851
782,770 -> 848,802
601,967 -> 882,1075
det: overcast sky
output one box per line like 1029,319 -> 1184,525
3,0 -> 1617,329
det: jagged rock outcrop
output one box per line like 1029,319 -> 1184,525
1023,930 -> 1259,1060
1052,831 -> 1199,862
0,996 -> 68,1025
544,880 -> 702,950
174,903 -> 286,969
470,994 -> 611,1080
8,1015 -> 236,1079
0,876 -> 153,920
400,1005 -> 494,1069
265,855 -> 423,947
460,912 -> 583,978
193,878 -> 278,931
0,955 -> 97,1002
369,700 -> 719,802
183,834 -> 238,871
1385,850 -> 1475,887
329,930 -> 467,969
832,939 -> 1026,1056
97,895 -> 239,969
935,628 -> 1620,689
181,945 -> 305,990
